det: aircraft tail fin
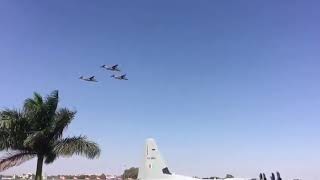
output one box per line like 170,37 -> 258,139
138,139 -> 172,180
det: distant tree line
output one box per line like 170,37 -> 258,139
49,174 -> 107,180
202,174 -> 233,179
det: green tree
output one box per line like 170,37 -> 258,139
99,173 -> 107,180
225,174 -> 234,179
123,167 -> 139,179
0,90 -> 100,180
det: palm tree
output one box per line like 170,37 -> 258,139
0,90 -> 100,180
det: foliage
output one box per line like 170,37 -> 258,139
123,167 -> 139,179
99,173 -> 107,179
203,177 -> 220,179
0,90 -> 101,180
225,174 -> 234,179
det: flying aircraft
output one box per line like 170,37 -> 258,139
110,74 -> 128,80
79,76 -> 98,82
138,139 -> 251,180
101,64 -> 121,71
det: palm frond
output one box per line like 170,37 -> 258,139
53,136 -> 100,159
44,151 -> 57,164
0,109 -> 29,151
23,92 -> 43,112
23,91 -> 56,131
23,98 -> 37,112
0,109 -> 21,119
45,90 -> 59,120
0,133 -> 26,151
0,109 -> 22,128
33,92 -> 44,105
0,151 -> 35,171
23,97 -> 43,128
52,108 -> 76,139
23,131 -> 46,149
0,130 -> 11,150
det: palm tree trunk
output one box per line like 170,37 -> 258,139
35,155 -> 44,180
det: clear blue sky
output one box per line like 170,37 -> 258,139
0,1 -> 319,179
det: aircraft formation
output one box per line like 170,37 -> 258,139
79,64 -> 128,83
